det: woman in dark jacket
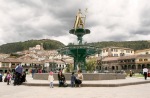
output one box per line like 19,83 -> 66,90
58,71 -> 65,87
21,71 -> 26,83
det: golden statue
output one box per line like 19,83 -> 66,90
74,9 -> 87,30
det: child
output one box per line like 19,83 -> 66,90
71,72 -> 76,87
7,72 -> 12,85
48,71 -> 54,88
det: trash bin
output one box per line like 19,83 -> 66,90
148,72 -> 150,77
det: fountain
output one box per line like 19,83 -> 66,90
58,9 -> 97,72
33,9 -> 126,80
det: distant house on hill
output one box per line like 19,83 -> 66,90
29,44 -> 44,51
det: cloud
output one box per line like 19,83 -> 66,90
0,0 -> 150,46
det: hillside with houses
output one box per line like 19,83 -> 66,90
0,40 -> 150,74
0,39 -> 65,53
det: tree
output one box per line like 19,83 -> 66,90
86,58 -> 97,72
65,64 -> 73,73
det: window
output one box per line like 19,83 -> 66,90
146,52 -> 149,54
114,49 -> 118,52
120,53 -> 125,56
144,59 -> 148,61
139,59 -> 143,61
116,49 -> 118,52
126,50 -> 130,53
106,49 -> 108,52
111,49 -> 113,51
12,63 -> 15,65
114,54 -> 118,57
2,63 -> 5,66
103,50 -> 105,53
2,63 -> 9,67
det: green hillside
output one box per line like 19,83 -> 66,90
1,40 -> 150,54
88,40 -> 150,50
0,39 -> 65,53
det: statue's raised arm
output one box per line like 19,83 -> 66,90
74,9 -> 86,30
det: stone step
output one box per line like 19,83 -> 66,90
22,80 -> 150,87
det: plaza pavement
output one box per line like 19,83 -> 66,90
0,75 -> 150,98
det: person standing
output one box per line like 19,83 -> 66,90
31,68 -> 35,78
71,72 -> 76,87
14,64 -> 23,85
6,72 -> 12,85
21,71 -> 26,83
38,69 -> 42,73
143,67 -> 148,80
129,70 -> 133,77
48,71 -> 54,88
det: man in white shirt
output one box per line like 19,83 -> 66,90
143,67 -> 148,80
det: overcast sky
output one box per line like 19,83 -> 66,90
0,0 -> 150,45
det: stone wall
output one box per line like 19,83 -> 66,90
33,73 -> 126,80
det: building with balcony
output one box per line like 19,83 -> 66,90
101,47 -> 134,57
97,54 -> 150,73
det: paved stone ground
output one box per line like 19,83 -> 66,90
0,80 -> 150,98
0,75 -> 150,98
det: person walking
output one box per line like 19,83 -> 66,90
71,72 -> 76,87
143,67 -> 148,80
31,68 -> 35,78
48,71 -> 54,88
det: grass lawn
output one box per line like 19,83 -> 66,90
134,73 -> 144,77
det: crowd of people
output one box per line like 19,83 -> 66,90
0,66 -> 84,88
0,71 -> 26,85
1,66 -> 149,88
47,69 -> 84,88
0,64 -> 27,86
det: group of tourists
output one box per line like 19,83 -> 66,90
48,69 -> 83,88
0,64 -> 26,86
0,71 -> 26,85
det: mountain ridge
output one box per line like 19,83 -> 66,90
0,39 -> 150,54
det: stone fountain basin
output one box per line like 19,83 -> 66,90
33,73 -> 126,80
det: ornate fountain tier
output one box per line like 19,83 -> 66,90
69,28 -> 90,45
58,45 -> 97,71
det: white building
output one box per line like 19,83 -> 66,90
29,44 -> 44,51
101,47 -> 134,57
135,49 -> 150,55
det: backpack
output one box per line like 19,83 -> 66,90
4,76 -> 7,82
7,74 -> 11,79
